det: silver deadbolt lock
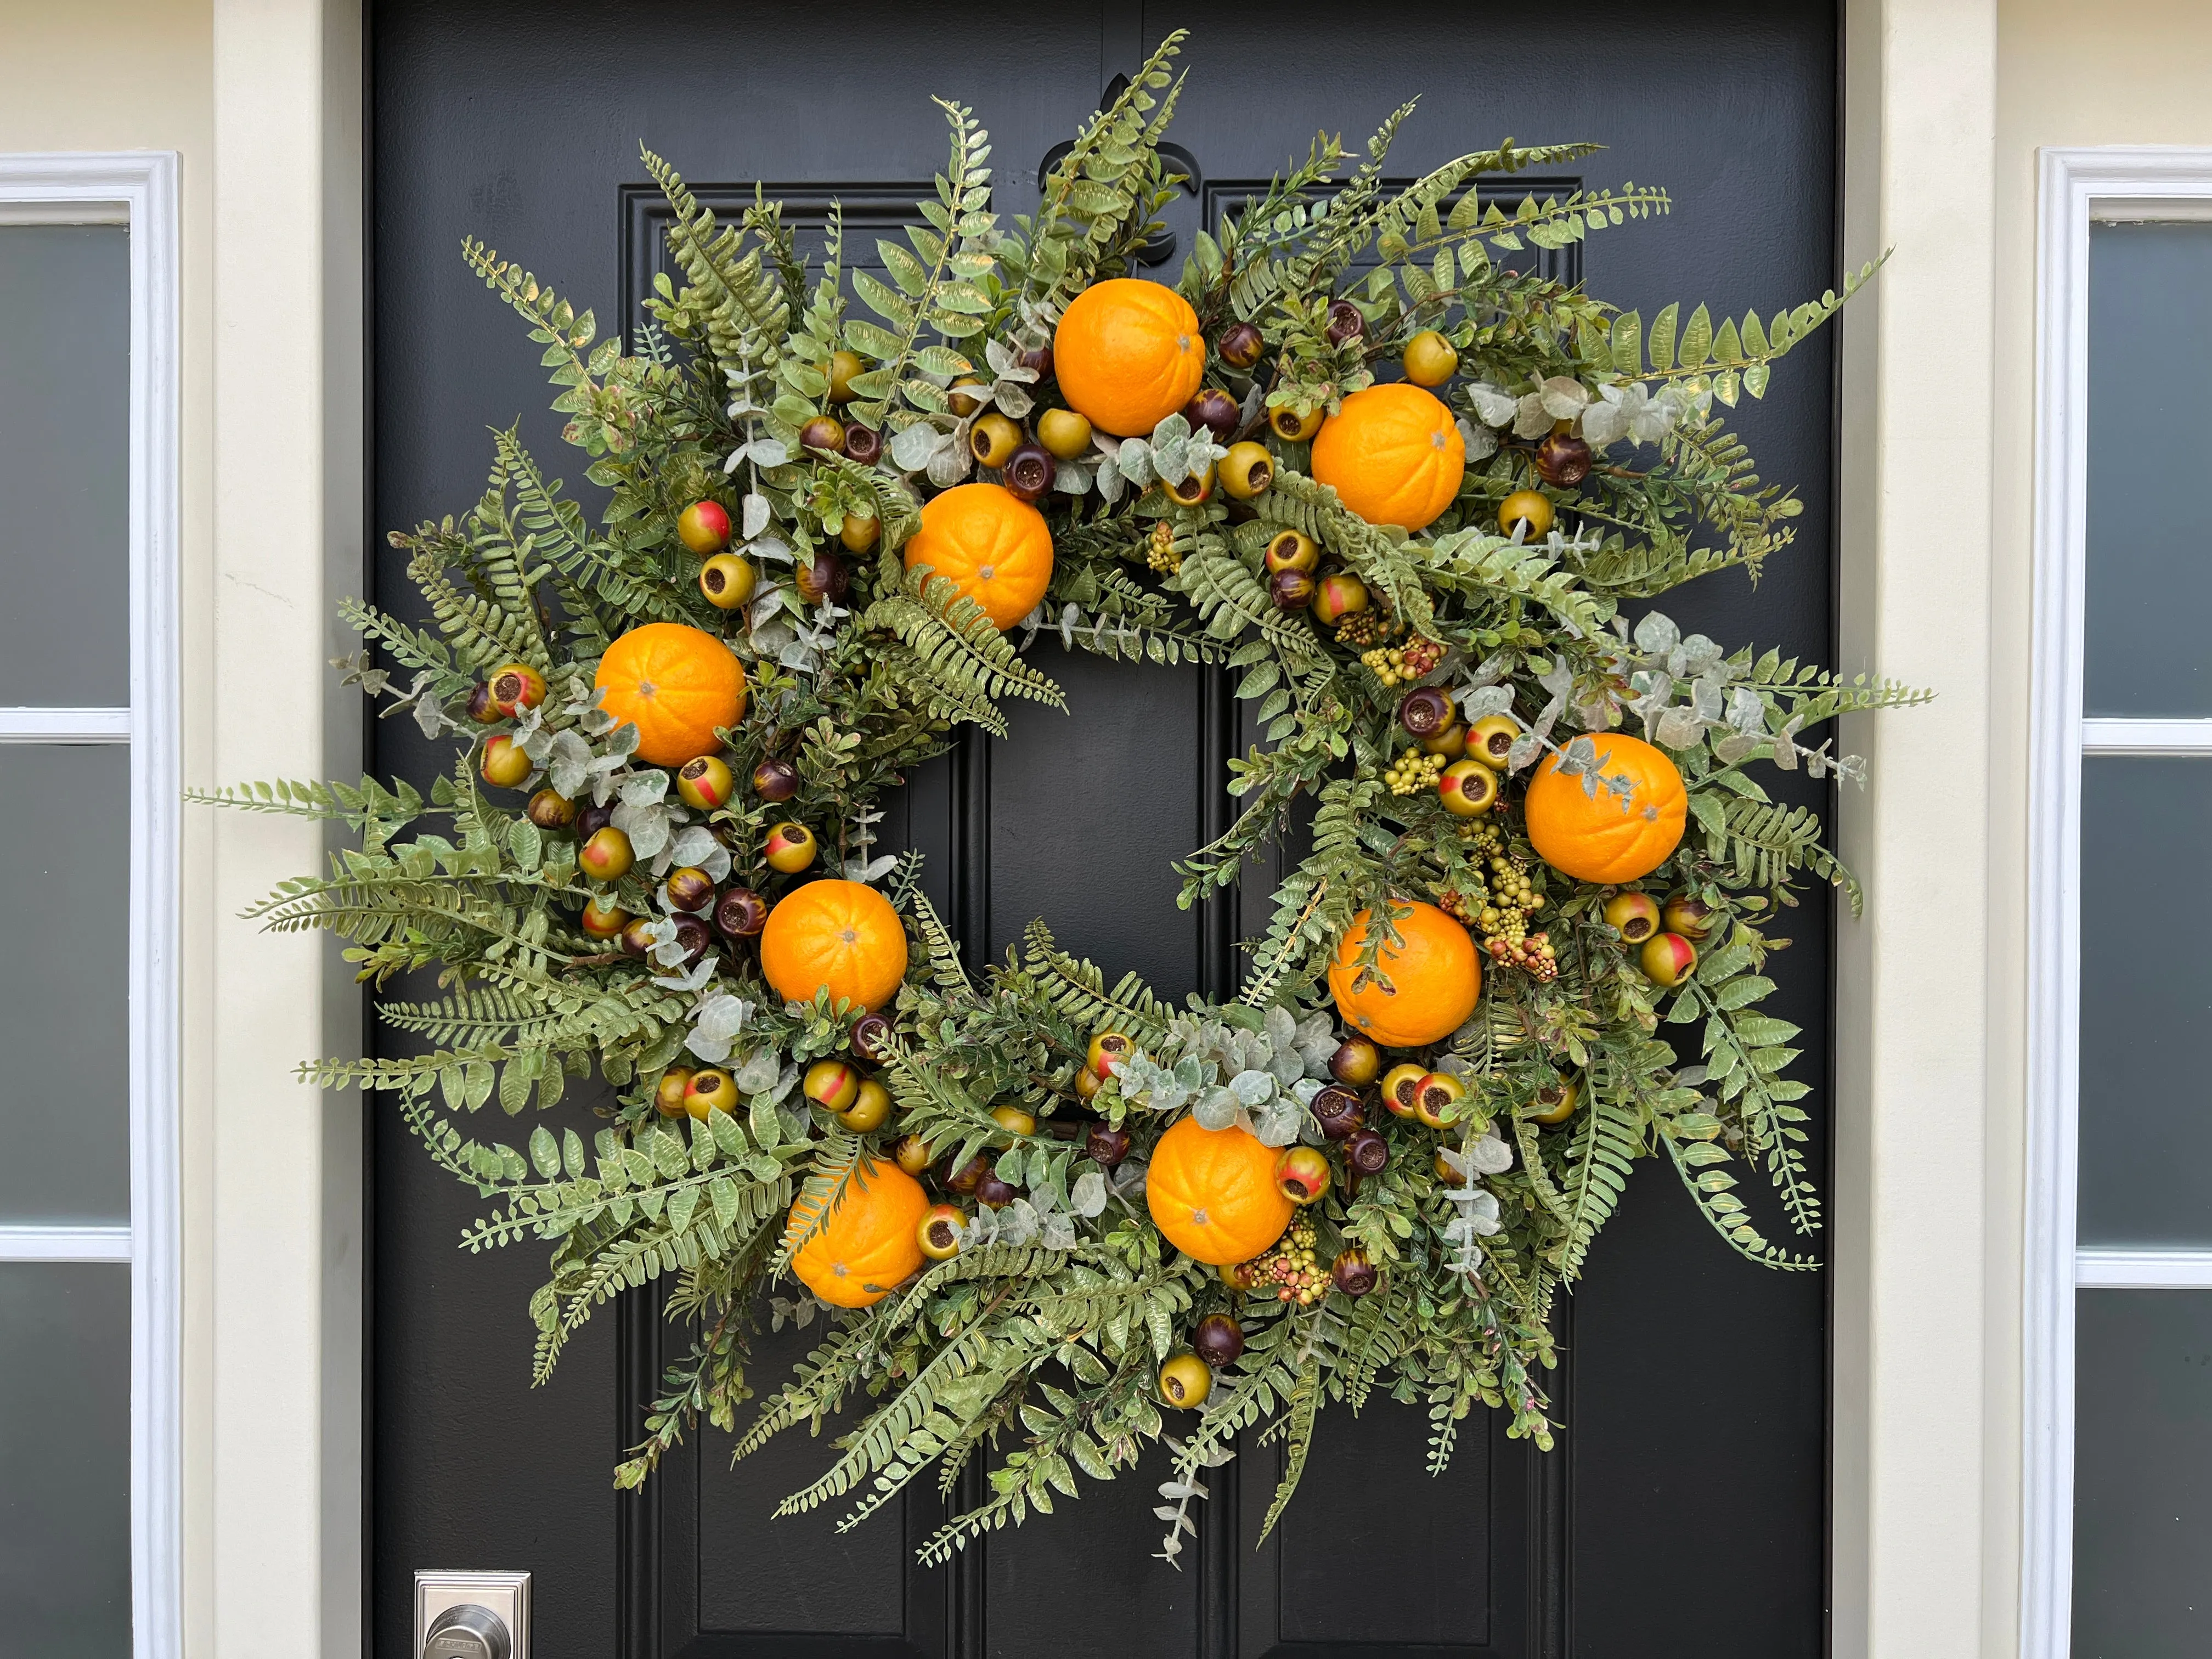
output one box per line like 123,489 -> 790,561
426,1604 -> 509,1659
415,1570 -> 529,1659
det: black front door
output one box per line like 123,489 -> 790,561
369,5 -> 1837,1655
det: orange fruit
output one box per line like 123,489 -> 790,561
1052,278 -> 1207,437
787,1154 -> 930,1308
1327,901 -> 1481,1050
1309,383 -> 1466,532
1145,1116 -> 1295,1266
593,623 -> 747,766
902,482 -> 1056,631
1523,732 -> 1688,884
758,878 -> 910,1012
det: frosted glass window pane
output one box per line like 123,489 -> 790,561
2084,222 -> 2212,717
2077,757 -> 2212,1246
0,1263 -> 129,1658
0,746 -> 129,1223
0,225 -> 129,707
2075,1289 -> 2212,1657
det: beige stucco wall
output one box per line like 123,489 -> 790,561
0,4 -> 219,1654
1983,4 -> 2212,1655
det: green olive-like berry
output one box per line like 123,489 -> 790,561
1469,715 -> 1519,766
1437,759 -> 1499,816
479,735 -> 533,789
1528,1073 -> 1582,1126
1639,932 -> 1698,986
676,755 -> 735,811
1309,571 -> 1369,624
699,553 -> 756,610
1402,329 -> 1460,387
969,412 -> 1022,468
1037,408 -> 1093,461
579,895 -> 629,940
676,499 -> 733,555
1603,892 -> 1661,944
1499,489 -> 1554,540
1163,463 -> 1215,506
579,825 -> 635,882
655,1068 -> 694,1118
1662,896 -> 1718,940
1219,441 -> 1274,499
1265,529 -> 1319,574
1159,1352 -> 1213,1408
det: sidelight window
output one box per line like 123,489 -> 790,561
2028,151 -> 2212,1659
0,157 -> 180,1659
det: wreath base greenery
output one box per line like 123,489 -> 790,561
197,31 -> 1922,1566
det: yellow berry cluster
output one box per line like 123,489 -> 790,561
1252,1217 -> 1326,1306
1146,521 -> 1182,574
1333,608 -> 1398,650
1384,746 -> 1447,795
1358,636 -> 1446,689
1453,821 -> 1560,981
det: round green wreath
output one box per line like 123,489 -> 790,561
200,32 -> 1923,1564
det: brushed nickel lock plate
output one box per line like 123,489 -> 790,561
415,1570 -> 529,1659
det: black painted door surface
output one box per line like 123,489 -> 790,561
370,6 -> 1837,1656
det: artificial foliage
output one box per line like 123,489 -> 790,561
199,33 -> 1927,1565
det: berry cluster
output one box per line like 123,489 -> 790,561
1488,930 -> 1558,979
1146,520 -> 1182,574
1454,819 -> 1560,980
1434,882 -> 1487,926
1358,636 -> 1446,688
1333,607 -> 1399,650
1383,746 -> 1448,795
1249,1216 -> 1327,1306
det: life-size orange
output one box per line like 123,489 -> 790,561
1309,382 -> 1467,532
1145,1115 -> 1295,1266
902,482 -> 1056,631
1051,278 -> 1207,437
787,1155 -> 930,1308
592,623 -> 747,766
759,878 -> 910,1012
1523,731 -> 1688,884
1327,901 -> 1481,1050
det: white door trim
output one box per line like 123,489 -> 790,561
2023,144 -> 2212,1659
0,150 -> 183,1659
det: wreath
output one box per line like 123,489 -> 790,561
200,32 -> 1922,1564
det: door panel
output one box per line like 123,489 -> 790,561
371,5 -> 1836,1655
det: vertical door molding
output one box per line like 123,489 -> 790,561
0,148 -> 184,1659
1834,2 -> 1999,1655
2021,143 -> 2212,1659
208,1 -> 366,1654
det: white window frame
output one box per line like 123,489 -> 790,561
2025,145 -> 2212,1659
0,153 -> 182,1659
